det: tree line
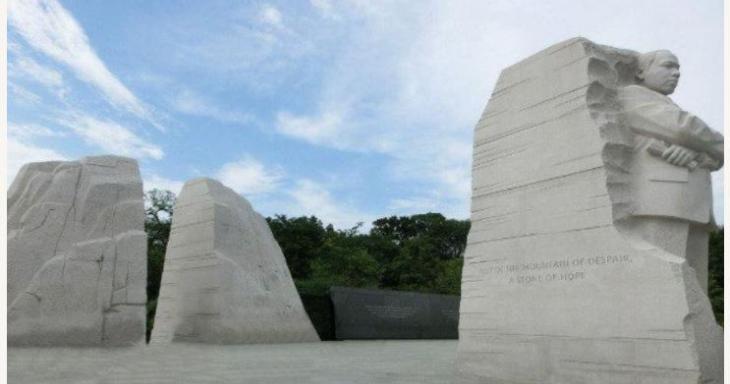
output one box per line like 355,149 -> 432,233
266,213 -> 469,296
143,189 -> 724,340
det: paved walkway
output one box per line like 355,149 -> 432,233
9,340 -> 457,384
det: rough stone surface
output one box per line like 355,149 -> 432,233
331,286 -> 459,339
456,38 -> 723,383
150,178 -> 319,344
8,155 -> 147,346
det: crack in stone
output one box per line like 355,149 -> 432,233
24,291 -> 42,302
101,186 -> 123,345
24,206 -> 56,233
57,166 -> 83,281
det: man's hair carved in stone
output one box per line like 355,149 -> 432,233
635,50 -> 680,95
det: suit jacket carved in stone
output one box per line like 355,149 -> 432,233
618,84 -> 723,224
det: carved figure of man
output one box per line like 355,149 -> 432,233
618,50 -> 723,292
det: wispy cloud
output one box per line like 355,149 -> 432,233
8,122 -> 66,139
388,188 -> 469,220
259,4 -> 284,29
286,179 -> 373,230
58,114 -> 164,160
268,2 -> 517,218
215,156 -> 284,196
388,196 -> 439,213
7,123 -> 68,185
275,99 -> 473,219
9,55 -> 64,88
170,88 -> 253,125
143,173 -> 185,195
276,109 -> 347,148
210,156 -> 373,230
155,2 -> 315,92
309,0 -> 338,20
7,137 -> 67,185
8,82 -> 42,104
8,0 -> 161,129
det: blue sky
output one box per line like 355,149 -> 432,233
8,0 -> 724,228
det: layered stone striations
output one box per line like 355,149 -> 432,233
8,156 -> 147,346
456,38 -> 722,383
150,178 -> 319,344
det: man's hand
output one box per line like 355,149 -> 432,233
661,144 -> 697,167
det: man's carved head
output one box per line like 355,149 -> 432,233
636,50 -> 680,95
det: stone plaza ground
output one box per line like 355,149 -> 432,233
8,340 -> 457,384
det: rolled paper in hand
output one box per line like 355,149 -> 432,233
645,140 -> 719,170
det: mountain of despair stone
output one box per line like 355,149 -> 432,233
150,178 -> 319,344
8,155 -> 146,346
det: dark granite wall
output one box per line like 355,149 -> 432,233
330,286 -> 459,340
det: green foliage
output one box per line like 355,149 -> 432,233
708,228 -> 723,324
369,213 -> 470,293
144,189 -> 176,341
311,238 -> 380,288
384,237 -> 443,292
289,223 -> 380,296
270,212 -> 471,296
433,258 -> 464,295
266,215 -> 328,279
372,213 -> 470,260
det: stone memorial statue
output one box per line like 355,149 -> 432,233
618,50 -> 722,294
455,38 -> 722,383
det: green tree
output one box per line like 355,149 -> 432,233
708,228 -> 723,324
266,215 -> 327,279
294,223 -> 379,295
370,213 -> 469,291
308,244 -> 379,290
371,213 -> 470,259
386,236 -> 443,292
144,189 -> 176,341
433,257 -> 464,295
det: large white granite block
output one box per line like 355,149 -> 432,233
8,155 -> 147,346
150,178 -> 319,344
456,38 -> 723,384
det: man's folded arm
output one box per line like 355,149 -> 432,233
623,96 -> 723,164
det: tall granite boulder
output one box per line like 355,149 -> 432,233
150,178 -> 319,344
8,156 -> 147,346
456,38 -> 723,383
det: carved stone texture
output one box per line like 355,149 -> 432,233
455,38 -> 723,383
150,178 -> 319,344
8,155 -> 147,346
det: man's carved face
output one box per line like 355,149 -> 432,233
639,51 -> 680,95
